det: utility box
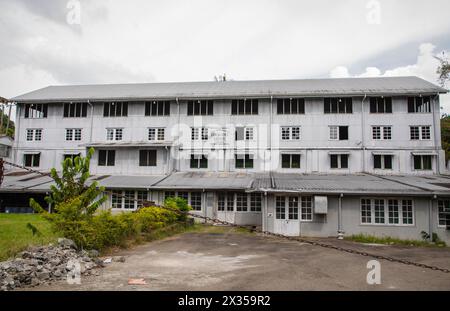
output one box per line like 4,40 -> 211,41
314,196 -> 328,214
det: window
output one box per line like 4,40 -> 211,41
145,101 -> 170,116
235,127 -> 255,141
373,155 -> 393,169
236,193 -> 248,212
63,153 -> 81,161
329,126 -> 348,140
250,193 -> 262,212
26,129 -> 42,141
66,128 -> 82,141
191,127 -> 208,141
124,191 -> 135,209
281,154 -> 301,169
148,128 -> 165,141
330,154 -> 348,169
106,128 -> 123,141
408,96 -> 431,113
137,191 -> 148,208
277,98 -> 305,114
276,197 -> 286,219
24,103 -> 47,118
190,192 -> 202,211
374,199 -> 385,224
190,154 -> 208,169
300,197 -> 312,221
281,126 -> 301,140
98,150 -> 115,166
231,99 -> 258,115
410,126 -> 431,140
218,193 -> 234,211
139,150 -> 157,167
111,191 -> 122,209
372,126 -> 391,140
64,102 -> 87,118
24,154 -> 40,167
413,155 -> 432,170
103,102 -> 128,117
324,98 -> 352,114
235,154 -> 254,169
361,198 -> 414,225
370,97 -> 392,113
288,197 -> 299,220
187,100 -> 213,116
111,190 -> 140,210
361,199 -> 372,224
438,200 -> 450,227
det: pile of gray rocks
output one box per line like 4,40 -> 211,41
0,238 -> 102,291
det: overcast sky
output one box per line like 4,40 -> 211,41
1,0 -> 450,114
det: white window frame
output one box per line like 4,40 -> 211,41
244,127 -> 254,140
148,128 -> 165,141
275,196 -> 313,221
281,126 -> 301,140
26,129 -> 42,141
410,125 -> 431,140
372,126 -> 392,140
106,128 -> 123,141
65,128 -> 82,141
329,126 -> 338,140
437,200 -> 450,228
373,154 -> 393,170
191,127 -> 208,141
164,191 -> 203,211
360,198 -> 415,226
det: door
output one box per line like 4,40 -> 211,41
274,196 -> 300,236
216,193 -> 235,224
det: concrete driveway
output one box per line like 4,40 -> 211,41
29,226 -> 450,291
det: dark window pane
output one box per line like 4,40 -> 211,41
235,157 -> 244,168
115,103 -> 121,117
32,154 -> 40,167
384,155 -> 392,169
284,100 -> 290,114
408,97 -> 415,113
231,100 -> 237,115
423,156 -> 432,170
377,98 -> 384,113
145,102 -> 151,116
291,100 -> 298,114
99,150 -> 107,166
245,100 -> 252,114
122,102 -> 128,116
148,150 -> 156,166
338,99 -> 346,113
277,99 -> 283,114
199,156 -> 208,168
245,156 -> 254,168
164,101 -> 170,115
157,102 -> 164,116
63,103 -> 69,117
107,150 -> 115,166
43,104 -> 48,117
200,101 -> 207,115
346,98 -> 352,113
374,155 -> 382,169
75,102 -> 81,117
324,98 -> 330,113
25,104 -> 30,118
341,155 -> 348,168
24,154 -> 31,166
207,101 -> 213,115
413,155 -> 421,170
194,101 -> 200,115
331,98 -> 338,113
298,99 -> 305,114
292,154 -> 301,168
238,100 -> 245,114
70,103 -> 76,117
82,102 -> 87,117
187,101 -> 193,116
385,97 -> 392,113
151,102 -> 157,115
281,154 -> 290,168
370,98 -> 377,113
139,150 -> 147,166
190,155 -> 197,169
331,155 -> 338,168
339,126 -> 348,140
251,100 -> 258,114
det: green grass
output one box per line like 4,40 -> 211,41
346,233 -> 446,247
0,214 -> 59,261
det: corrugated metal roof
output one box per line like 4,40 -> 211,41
90,175 -> 167,189
11,76 -> 447,103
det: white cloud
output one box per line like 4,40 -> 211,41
329,43 -> 450,114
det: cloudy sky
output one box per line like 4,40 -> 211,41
1,0 -> 450,114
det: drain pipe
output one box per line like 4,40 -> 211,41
361,94 -> 367,172
428,195 -> 435,242
263,191 -> 268,232
337,193 -> 344,239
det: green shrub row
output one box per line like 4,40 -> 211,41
42,197 -> 191,250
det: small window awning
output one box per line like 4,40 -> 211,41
372,151 -> 395,155
328,151 -> 351,155
23,151 -> 41,155
411,151 -> 438,156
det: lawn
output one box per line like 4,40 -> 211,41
0,213 -> 59,261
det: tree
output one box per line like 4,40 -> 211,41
441,115 -> 450,163
436,54 -> 450,87
30,148 -> 106,216
0,97 -> 14,138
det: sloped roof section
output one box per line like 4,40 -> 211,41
12,76 -> 447,103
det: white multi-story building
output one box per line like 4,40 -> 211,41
1,76 -> 450,242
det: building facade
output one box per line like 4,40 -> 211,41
2,77 -> 450,243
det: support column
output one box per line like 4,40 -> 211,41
337,194 -> 344,239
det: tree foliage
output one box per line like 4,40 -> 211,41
441,115 -> 450,163
436,54 -> 450,87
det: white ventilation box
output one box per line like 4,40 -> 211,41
314,196 -> 328,214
